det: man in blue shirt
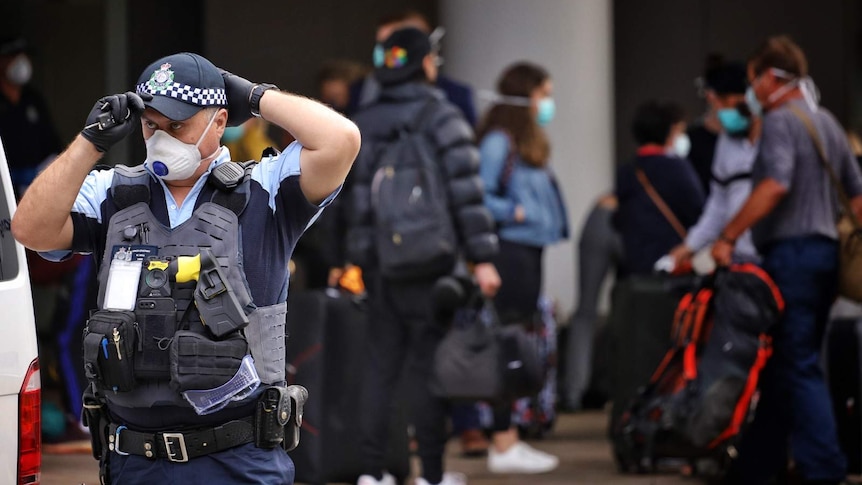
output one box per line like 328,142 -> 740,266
12,52 -> 360,485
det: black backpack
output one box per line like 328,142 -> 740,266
370,99 -> 457,280
612,264 -> 784,474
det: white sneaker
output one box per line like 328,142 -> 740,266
488,442 -> 559,474
415,472 -> 467,485
357,473 -> 396,485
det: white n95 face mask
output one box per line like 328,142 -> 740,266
145,111 -> 218,181
671,133 -> 691,159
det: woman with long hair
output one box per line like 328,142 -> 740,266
477,62 -> 567,474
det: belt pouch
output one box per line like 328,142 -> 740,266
133,297 -> 177,379
255,385 -> 289,448
83,310 -> 138,392
169,330 -> 248,392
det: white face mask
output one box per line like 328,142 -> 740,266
145,111 -> 219,181
670,133 -> 691,159
6,55 -> 32,86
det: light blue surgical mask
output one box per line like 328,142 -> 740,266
221,125 -> 245,143
717,108 -> 751,134
536,97 -> 555,126
372,44 -> 385,68
745,86 -> 763,117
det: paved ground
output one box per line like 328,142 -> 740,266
42,409 -> 695,485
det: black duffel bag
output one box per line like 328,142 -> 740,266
431,296 -> 544,402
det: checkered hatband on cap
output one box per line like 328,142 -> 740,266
136,81 -> 227,107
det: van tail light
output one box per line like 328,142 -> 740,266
18,358 -> 40,485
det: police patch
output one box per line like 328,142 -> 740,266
147,63 -> 175,91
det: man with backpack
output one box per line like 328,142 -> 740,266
346,27 -> 500,485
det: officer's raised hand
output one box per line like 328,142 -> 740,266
81,91 -> 151,153
219,69 -> 277,127
219,69 -> 255,127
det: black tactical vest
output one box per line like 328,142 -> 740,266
94,164 -> 287,409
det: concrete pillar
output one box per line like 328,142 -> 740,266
440,0 -> 614,317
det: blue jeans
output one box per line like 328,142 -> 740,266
732,236 -> 846,483
451,403 -> 483,434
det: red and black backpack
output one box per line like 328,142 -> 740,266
614,263 -> 784,473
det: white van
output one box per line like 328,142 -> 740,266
0,137 -> 41,484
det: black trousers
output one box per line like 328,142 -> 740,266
359,273 -> 448,483
490,239 -> 544,432
493,239 -> 544,325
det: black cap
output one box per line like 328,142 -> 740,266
704,61 -> 747,95
374,27 -> 431,87
0,36 -> 26,57
135,52 -> 227,121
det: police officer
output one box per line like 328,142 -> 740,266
12,52 -> 360,484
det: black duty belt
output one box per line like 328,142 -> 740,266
107,417 -> 255,463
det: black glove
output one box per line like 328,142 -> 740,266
81,91 -> 151,153
219,69 -> 255,127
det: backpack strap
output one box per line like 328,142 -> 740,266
671,292 -> 695,345
682,288 -> 713,381
407,97 -> 442,134
788,104 -> 861,230
111,164 -> 151,210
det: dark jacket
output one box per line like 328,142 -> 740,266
615,152 -> 706,276
347,74 -> 477,127
346,82 -> 498,271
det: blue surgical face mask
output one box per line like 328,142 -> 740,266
372,44 -> 385,68
221,125 -> 245,143
717,108 -> 751,134
536,97 -> 555,126
745,86 -> 763,117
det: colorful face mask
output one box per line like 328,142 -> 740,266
536,97 -> 556,126
717,107 -> 751,134
146,111 -> 219,181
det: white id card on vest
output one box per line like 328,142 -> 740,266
103,247 -> 143,311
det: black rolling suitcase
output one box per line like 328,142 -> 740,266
286,290 -> 410,485
607,275 -> 697,453
826,317 -> 862,474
